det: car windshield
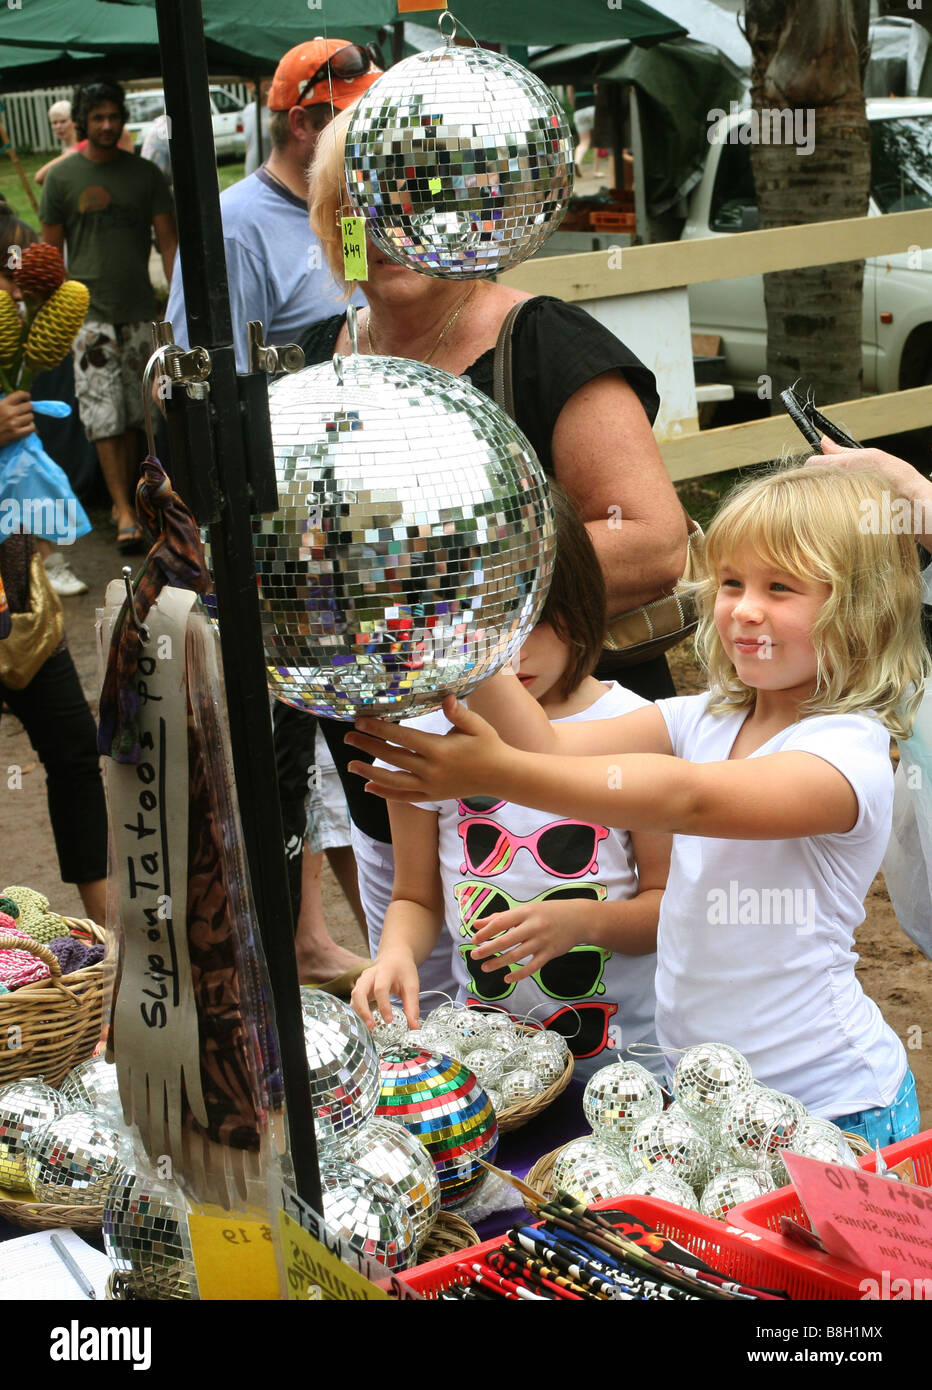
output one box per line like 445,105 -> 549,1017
870,116 -> 932,211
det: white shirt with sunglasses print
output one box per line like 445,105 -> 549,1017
402,681 -> 662,1080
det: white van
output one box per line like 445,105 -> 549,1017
125,86 -> 246,160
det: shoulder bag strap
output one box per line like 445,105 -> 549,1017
492,301 -> 527,421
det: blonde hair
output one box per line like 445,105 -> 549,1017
685,463 -> 930,739
308,104 -> 356,293
48,100 -> 72,123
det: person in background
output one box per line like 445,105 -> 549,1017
140,113 -> 173,191
40,77 -> 176,555
35,101 -> 83,187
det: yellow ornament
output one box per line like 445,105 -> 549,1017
0,290 -> 23,369
24,279 -> 89,373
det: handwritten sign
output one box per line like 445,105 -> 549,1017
782,1150 -> 932,1283
188,1206 -> 280,1301
274,1181 -> 421,1301
102,584 -> 208,1161
341,216 -> 368,282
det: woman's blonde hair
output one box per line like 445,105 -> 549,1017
308,104 -> 356,295
686,463 -> 931,739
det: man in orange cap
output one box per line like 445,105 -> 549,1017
165,38 -> 381,371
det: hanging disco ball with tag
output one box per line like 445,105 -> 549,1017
345,31 -> 573,278
377,1047 -> 498,1209
254,351 -> 555,719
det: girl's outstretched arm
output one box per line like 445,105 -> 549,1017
352,708 -> 859,838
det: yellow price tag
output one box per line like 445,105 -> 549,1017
428,177 -> 443,196
341,216 -> 368,282
279,1210 -> 390,1301
187,1206 -> 280,1300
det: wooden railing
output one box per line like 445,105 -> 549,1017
501,208 -> 932,480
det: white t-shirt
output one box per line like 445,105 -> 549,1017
400,682 -> 661,1079
654,692 -> 905,1118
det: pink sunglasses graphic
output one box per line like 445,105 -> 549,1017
457,817 -> 609,878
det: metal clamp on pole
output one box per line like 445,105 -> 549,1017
241,323 -> 305,516
149,320 -> 220,525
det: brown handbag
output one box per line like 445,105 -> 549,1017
491,303 -> 702,666
0,551 -> 65,690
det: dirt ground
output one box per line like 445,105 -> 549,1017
4,515 -> 930,1120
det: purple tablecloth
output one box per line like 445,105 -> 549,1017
473,1077 -> 588,1241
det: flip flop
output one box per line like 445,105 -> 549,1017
117,523 -> 145,555
299,961 -> 371,999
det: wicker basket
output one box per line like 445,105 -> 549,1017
417,1210 -> 479,1263
0,1186 -> 104,1233
495,1027 -> 575,1134
0,918 -> 111,1089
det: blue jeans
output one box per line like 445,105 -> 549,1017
832,1069 -> 920,1148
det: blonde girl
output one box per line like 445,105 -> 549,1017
347,465 -> 930,1139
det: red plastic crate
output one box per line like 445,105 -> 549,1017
399,1196 -> 861,1300
727,1129 -> 932,1296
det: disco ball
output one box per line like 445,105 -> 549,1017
551,1136 -> 631,1203
445,1006 -> 492,1054
300,988 -> 382,1144
522,1034 -> 567,1088
624,1169 -> 701,1212
500,1066 -> 543,1107
377,1047 -> 498,1209
770,1116 -> 861,1184
336,1115 -> 441,1251
672,1043 -> 753,1128
583,1061 -> 664,1141
463,1045 -> 509,1090
24,1109 -> 125,1204
0,1078 -> 63,1192
720,1086 -> 800,1169
629,1112 -> 710,1190
345,39 -> 573,277
255,354 -> 555,719
371,1006 -> 410,1051
320,1158 -> 417,1271
60,1056 -> 121,1121
699,1168 -> 774,1222
103,1171 -> 199,1300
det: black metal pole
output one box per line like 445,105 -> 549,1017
155,0 -> 321,1212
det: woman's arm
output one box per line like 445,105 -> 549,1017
468,827 -> 670,981
551,371 -> 688,612
350,802 -> 445,1029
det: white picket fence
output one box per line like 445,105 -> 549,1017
0,82 -> 251,153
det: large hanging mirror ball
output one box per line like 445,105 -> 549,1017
345,40 -> 573,278
254,353 -> 555,720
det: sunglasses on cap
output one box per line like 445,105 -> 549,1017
297,43 -> 379,105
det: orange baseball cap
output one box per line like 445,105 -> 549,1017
266,39 -> 382,112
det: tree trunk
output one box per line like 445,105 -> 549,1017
746,0 -> 872,410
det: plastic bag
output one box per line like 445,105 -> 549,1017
0,400 -> 91,544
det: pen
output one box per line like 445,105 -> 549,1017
50,1233 -> 97,1300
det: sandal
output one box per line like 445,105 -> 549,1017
117,523 -> 145,555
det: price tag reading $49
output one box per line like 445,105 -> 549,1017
341,216 -> 368,282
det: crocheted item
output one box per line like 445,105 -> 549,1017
0,896 -> 19,919
46,936 -> 105,975
1,886 -> 65,945
0,921 -> 50,989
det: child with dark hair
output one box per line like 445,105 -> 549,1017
351,486 -> 669,1077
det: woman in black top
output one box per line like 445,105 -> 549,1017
275,104 -> 687,934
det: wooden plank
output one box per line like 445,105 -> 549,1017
659,385 -> 932,483
500,209 -> 932,302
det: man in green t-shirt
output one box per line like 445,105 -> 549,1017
40,78 -> 177,552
